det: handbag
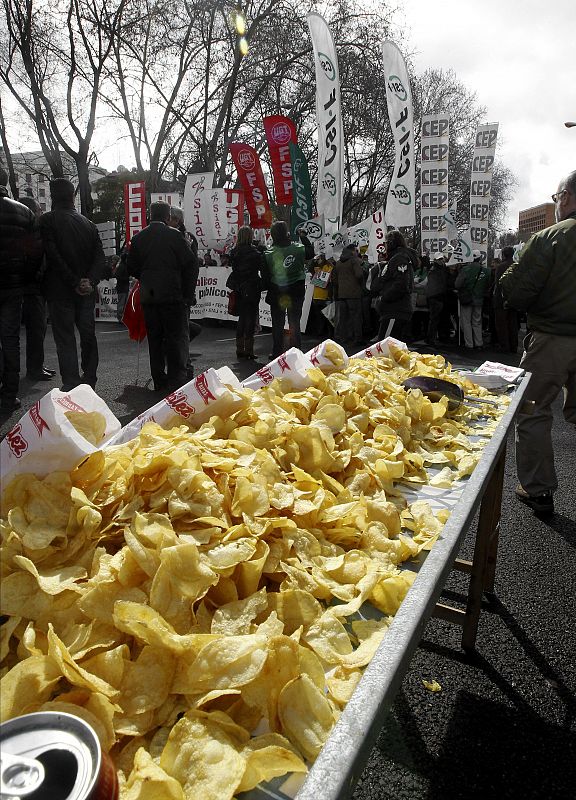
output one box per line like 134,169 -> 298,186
227,290 -> 238,316
458,267 -> 482,306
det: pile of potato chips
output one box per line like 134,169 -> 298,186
0,345 -> 505,799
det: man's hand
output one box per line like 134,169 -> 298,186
75,278 -> 93,296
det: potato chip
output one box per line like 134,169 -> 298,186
173,634 -> 268,694
278,674 -> 337,760
237,732 -> 307,792
0,655 -> 61,721
124,747 -> 185,799
160,711 -> 245,800
65,410 -> 107,445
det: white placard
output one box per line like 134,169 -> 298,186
420,113 -> 449,257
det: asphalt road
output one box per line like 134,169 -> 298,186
1,321 -> 575,799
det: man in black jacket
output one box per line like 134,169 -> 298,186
127,202 -> 198,392
40,178 -> 105,391
0,168 -> 36,413
372,230 -> 415,342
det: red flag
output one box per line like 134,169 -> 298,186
124,181 -> 146,243
122,281 -> 147,342
229,143 -> 272,229
263,116 -> 297,205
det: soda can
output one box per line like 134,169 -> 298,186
0,711 -> 118,799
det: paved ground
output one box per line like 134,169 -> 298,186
1,322 -> 575,799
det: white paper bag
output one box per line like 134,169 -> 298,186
108,368 -> 245,446
242,348 -> 316,391
305,340 -> 349,374
1,385 -> 121,498
351,337 -> 408,360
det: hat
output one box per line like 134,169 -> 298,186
472,249 -> 482,261
432,252 -> 445,262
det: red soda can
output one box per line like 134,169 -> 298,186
0,711 -> 118,799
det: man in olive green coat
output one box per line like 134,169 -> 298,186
500,170 -> 576,515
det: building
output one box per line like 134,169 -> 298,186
3,150 -> 107,212
518,203 -> 556,238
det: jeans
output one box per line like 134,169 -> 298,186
0,293 -> 23,404
270,286 -> 305,357
142,302 -> 189,389
48,294 -> 98,389
22,293 -> 48,373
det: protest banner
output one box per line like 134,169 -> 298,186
442,202 -> 459,242
469,122 -> 499,264
381,41 -> 416,228
420,112 -> 450,256
124,181 -> 146,243
290,142 -> 314,239
263,115 -> 297,205
96,221 -> 116,257
150,192 -> 182,207
95,279 -> 118,322
307,12 -> 344,234
183,173 -> 244,250
296,214 -> 324,253
190,267 -> 313,332
229,142 -> 272,229
447,227 -> 474,266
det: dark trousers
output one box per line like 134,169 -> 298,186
427,296 -> 444,343
377,315 -> 411,342
48,294 -> 98,389
22,293 -> 47,373
270,287 -> 305,357
237,298 -> 259,350
142,302 -> 189,389
0,293 -> 23,404
494,308 -> 519,353
335,297 -> 363,343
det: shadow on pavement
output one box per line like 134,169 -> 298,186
425,691 -> 576,800
539,513 -> 576,548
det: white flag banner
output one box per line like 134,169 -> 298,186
307,12 -> 344,234
447,227 -> 474,266
442,202 -> 459,242
469,123 -> 498,264
346,207 -> 387,262
420,112 -> 449,257
381,41 -> 416,228
184,172 -> 215,242
296,213 -> 325,249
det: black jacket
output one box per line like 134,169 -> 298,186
375,247 -> 415,320
127,222 -> 198,305
228,244 -> 264,302
39,206 -> 105,300
0,187 -> 37,296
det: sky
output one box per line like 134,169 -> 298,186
394,0 -> 576,232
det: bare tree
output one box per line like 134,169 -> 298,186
0,0 -> 125,215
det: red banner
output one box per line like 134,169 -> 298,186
229,143 -> 272,229
263,115 -> 297,205
124,181 -> 146,243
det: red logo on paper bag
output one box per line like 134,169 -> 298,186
165,390 -> 194,419
309,346 -> 320,366
6,424 -> 28,457
238,150 -> 256,171
195,373 -> 217,405
255,366 -> 274,385
271,123 -> 292,144
29,401 -> 50,437
56,395 -> 86,413
375,342 -> 384,354
277,355 -> 291,373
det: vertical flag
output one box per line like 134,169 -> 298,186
307,12 -> 344,234
381,41 -> 416,228
289,142 -> 313,239
442,202 -> 459,242
469,123 -> 498,264
263,116 -> 297,205
124,181 -> 146,243
420,112 -> 450,257
183,172 -> 214,244
229,143 -> 273,229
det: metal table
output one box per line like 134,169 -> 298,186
295,374 -> 532,800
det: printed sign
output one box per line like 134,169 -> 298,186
263,115 -> 297,205
420,112 -> 450,256
229,142 -> 272,229
469,123 -> 499,264
124,182 -> 146,243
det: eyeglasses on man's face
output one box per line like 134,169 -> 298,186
551,189 -> 567,203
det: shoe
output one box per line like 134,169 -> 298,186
246,354 -> 257,360
43,366 -> 57,376
515,485 -> 554,516
27,369 -> 54,381
0,397 -> 22,413
60,383 -> 79,392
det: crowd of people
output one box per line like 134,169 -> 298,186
1,168 -> 574,517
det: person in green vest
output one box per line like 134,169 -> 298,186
263,221 -> 314,357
